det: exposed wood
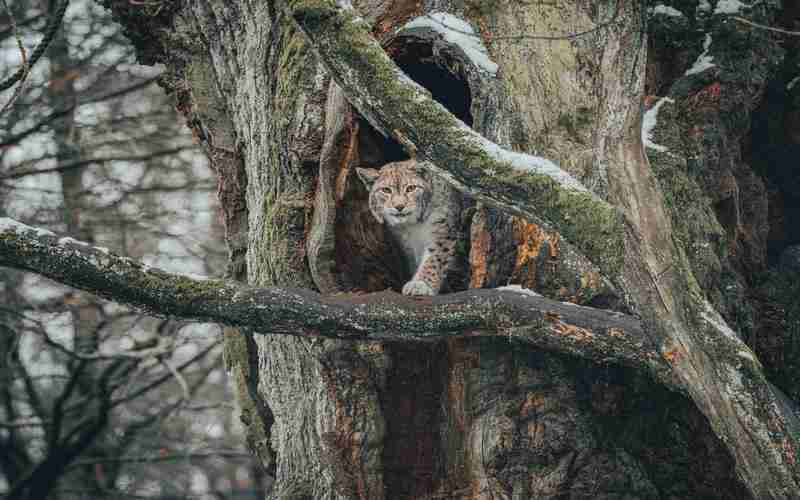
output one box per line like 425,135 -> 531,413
308,82 -> 357,293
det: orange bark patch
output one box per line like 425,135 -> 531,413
607,327 -> 625,338
664,349 -> 682,364
469,209 -> 492,289
544,311 -> 561,322
554,322 -> 594,341
521,392 -> 546,419
509,217 -> 559,289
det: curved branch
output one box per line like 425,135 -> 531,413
285,0 -> 626,280
0,217 -> 677,388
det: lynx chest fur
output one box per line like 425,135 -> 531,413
357,160 -> 461,296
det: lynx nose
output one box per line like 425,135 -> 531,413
395,203 -> 405,212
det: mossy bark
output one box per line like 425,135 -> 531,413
79,0 -> 800,498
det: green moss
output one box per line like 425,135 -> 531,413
464,0 -> 501,18
131,269 -> 225,306
0,231 -> 19,243
173,275 -> 225,294
556,107 -> 592,142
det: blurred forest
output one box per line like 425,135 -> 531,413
0,1 -> 267,498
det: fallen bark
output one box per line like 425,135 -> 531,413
0,217 -> 676,387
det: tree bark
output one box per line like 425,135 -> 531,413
11,0 -> 797,498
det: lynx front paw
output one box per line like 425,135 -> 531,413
402,280 -> 435,296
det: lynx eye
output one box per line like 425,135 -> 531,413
406,185 -> 419,193
380,187 -> 392,194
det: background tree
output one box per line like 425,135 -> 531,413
0,1 -> 265,498
3,0 -> 800,499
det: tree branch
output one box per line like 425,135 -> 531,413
0,217 -> 677,388
0,147 -> 196,181
284,0 -> 626,280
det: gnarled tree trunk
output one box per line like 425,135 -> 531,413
9,0 -> 798,498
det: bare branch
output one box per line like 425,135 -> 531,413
66,451 -> 252,466
0,0 -> 30,113
0,77 -> 158,148
0,217 -> 677,388
733,16 -> 800,36
0,147 -> 197,181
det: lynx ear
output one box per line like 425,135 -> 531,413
355,167 -> 380,190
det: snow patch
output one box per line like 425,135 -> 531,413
642,97 -> 674,152
701,301 -> 739,340
181,272 -> 211,281
738,350 -> 756,362
0,217 -> 55,237
651,4 -> 684,17
404,12 -> 499,75
714,0 -> 748,14
685,34 -> 715,76
497,284 -> 541,297
58,236 -> 89,246
788,76 -> 800,91
473,132 -> 589,193
697,0 -> 712,12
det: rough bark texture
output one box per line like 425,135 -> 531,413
286,0 -> 800,496
0,222 -> 673,381
25,0 -> 800,498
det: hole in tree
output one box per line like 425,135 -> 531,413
390,37 -> 473,126
356,37 -> 474,167
338,36 -> 474,294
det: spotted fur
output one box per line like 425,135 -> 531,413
356,159 -> 460,296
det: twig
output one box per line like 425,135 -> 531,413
732,16 -> 800,36
0,0 -> 30,113
161,357 -> 191,404
417,8 -> 622,44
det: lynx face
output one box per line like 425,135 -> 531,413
357,160 -> 433,227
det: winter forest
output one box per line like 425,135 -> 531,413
1,0 -> 800,499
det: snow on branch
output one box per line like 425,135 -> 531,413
285,0 -> 627,280
0,217 -> 677,388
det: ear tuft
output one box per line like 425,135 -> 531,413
355,167 -> 380,190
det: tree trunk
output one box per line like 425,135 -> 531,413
39,0 -> 800,498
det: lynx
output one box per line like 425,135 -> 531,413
356,159 -> 460,296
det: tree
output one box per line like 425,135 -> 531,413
0,2 -> 265,498
2,0 -> 800,498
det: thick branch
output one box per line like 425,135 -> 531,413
285,0 -> 626,279
0,218 -> 676,387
